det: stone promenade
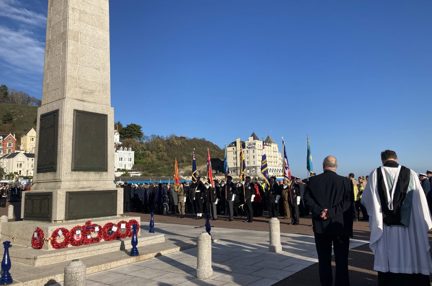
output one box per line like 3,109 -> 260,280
85,222 -> 367,286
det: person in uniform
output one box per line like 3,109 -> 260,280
281,178 -> 292,220
243,176 -> 254,222
268,177 -> 281,218
175,182 -> 186,218
225,176 -> 236,221
194,176 -> 205,219
289,178 -> 301,225
211,179 -> 219,220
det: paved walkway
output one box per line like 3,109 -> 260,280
86,222 -> 367,286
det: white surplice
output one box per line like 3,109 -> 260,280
361,166 -> 432,275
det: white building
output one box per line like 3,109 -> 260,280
20,128 -> 37,153
226,133 -> 283,178
0,151 -> 35,177
114,130 -> 134,171
115,146 -> 134,171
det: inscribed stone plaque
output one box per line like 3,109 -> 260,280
37,110 -> 58,173
72,110 -> 108,171
24,192 -> 52,221
65,190 -> 117,220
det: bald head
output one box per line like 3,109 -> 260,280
323,155 -> 337,171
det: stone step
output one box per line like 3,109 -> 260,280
10,240 -> 189,286
8,232 -> 165,267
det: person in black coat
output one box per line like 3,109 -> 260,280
225,176 -> 236,221
303,155 -> 354,286
268,177 -> 281,218
243,176 -> 254,222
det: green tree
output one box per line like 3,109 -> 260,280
0,84 -> 9,103
120,123 -> 143,141
2,112 -> 13,124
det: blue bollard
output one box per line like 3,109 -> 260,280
130,224 -> 139,256
205,212 -> 211,235
0,241 -> 12,285
149,211 -> 155,233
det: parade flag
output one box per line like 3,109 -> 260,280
192,149 -> 198,181
239,145 -> 246,181
174,158 -> 180,186
223,146 -> 229,175
207,148 -> 215,188
307,136 -> 314,174
282,138 -> 292,180
261,153 -> 270,185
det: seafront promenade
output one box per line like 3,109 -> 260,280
84,214 -> 375,286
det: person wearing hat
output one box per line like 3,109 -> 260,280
427,170 -> 432,193
224,176 -> 236,221
419,173 -> 430,195
243,176 -> 254,223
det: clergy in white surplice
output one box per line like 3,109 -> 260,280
362,150 -> 432,286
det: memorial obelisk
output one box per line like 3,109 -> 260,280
25,0 -> 120,222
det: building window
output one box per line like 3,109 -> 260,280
7,142 -> 12,147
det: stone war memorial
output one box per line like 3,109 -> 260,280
0,0 -> 165,283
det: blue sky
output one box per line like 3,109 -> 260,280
0,0 -> 431,177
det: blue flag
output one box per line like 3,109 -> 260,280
307,137 -> 313,174
192,149 -> 198,181
261,153 -> 270,185
223,146 -> 229,175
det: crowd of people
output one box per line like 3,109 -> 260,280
123,175 -> 308,224
0,182 -> 23,206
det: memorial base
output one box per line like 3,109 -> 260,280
0,216 -> 165,267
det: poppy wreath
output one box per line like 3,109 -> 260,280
31,227 -> 45,249
102,222 -> 118,241
82,223 -> 103,245
116,220 -> 131,239
128,219 -> 140,237
50,227 -> 70,249
69,225 -> 84,247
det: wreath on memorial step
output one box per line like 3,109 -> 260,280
116,220 -> 131,239
69,225 -> 84,247
102,222 -> 118,241
82,221 -> 103,245
128,219 -> 140,237
31,227 -> 45,249
50,227 -> 70,249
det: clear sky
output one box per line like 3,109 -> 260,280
0,0 -> 431,177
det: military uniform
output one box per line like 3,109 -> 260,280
225,179 -> 236,221
175,184 -> 186,217
268,180 -> 281,217
244,180 -> 254,222
281,183 -> 292,220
